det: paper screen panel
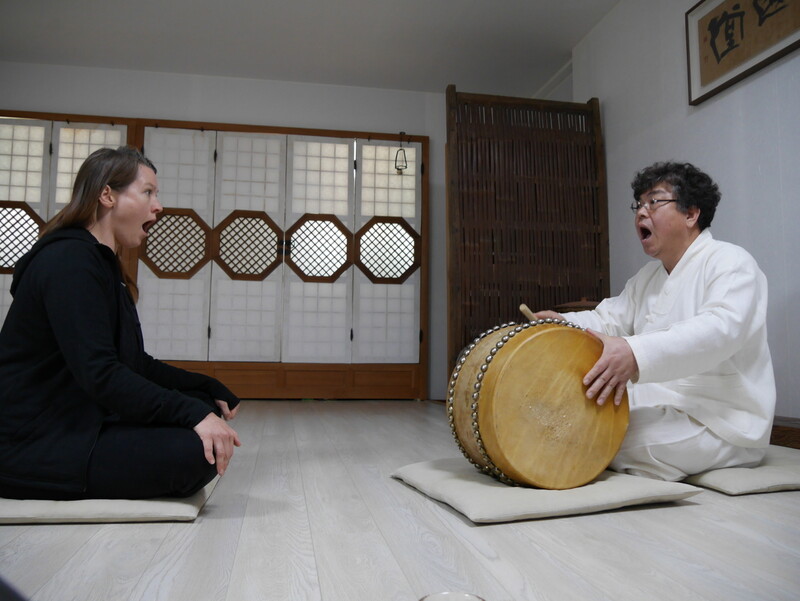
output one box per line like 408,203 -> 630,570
0,119 -> 50,322
350,139 -> 422,364
358,141 -> 420,226
0,123 -> 49,275
281,272 -> 352,363
51,123 -> 125,215
0,275 -> 11,325
0,273 -> 14,326
143,128 -> 216,222
210,133 -> 285,359
208,263 -> 282,361
352,271 -> 419,363
136,128 -> 215,361
0,119 -> 49,211
137,264 -> 211,361
287,137 -> 352,220
215,132 -> 285,219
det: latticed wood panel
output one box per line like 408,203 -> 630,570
139,208 -> 212,278
284,214 -> 353,283
445,86 -> 610,372
213,210 -> 282,280
355,216 -> 420,284
138,208 -> 423,285
0,201 -> 45,274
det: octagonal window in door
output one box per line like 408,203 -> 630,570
355,217 -> 420,284
139,208 -> 211,278
0,201 -> 44,274
213,210 -> 283,280
285,214 -> 352,282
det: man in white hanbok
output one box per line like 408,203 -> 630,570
533,162 -> 775,480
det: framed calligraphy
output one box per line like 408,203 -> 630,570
686,0 -> 800,105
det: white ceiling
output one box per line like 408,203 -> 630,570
1,0 -> 620,97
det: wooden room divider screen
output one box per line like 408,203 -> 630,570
0,110 -> 429,400
445,86 -> 610,373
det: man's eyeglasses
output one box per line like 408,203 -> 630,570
630,198 -> 678,214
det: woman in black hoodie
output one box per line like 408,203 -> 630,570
0,146 -> 241,500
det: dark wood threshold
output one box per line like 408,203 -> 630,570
166,361 -> 426,400
771,423 -> 800,450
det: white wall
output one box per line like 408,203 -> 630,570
535,61 -> 574,102
0,61 -> 451,400
572,1 -> 800,418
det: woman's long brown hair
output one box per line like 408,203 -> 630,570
40,146 -> 157,302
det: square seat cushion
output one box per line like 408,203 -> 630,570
685,445 -> 800,495
392,458 -> 701,523
0,477 -> 219,524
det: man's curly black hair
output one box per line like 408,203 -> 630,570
631,162 -> 720,230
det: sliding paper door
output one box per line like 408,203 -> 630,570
208,132 -> 286,362
137,127 -> 216,361
351,140 -> 422,363
281,136 -> 354,364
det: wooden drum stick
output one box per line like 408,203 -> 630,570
519,303 -> 536,321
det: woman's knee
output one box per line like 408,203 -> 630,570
88,425 -> 216,498
157,429 -> 218,496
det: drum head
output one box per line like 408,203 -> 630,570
477,325 -> 629,489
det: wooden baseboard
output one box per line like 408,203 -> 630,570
771,423 -> 800,450
774,416 -> 800,428
165,360 -> 426,399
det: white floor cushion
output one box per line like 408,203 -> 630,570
685,445 -> 800,495
392,458 -> 701,523
0,477 -> 219,524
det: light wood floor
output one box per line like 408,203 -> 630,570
1,400 -> 799,601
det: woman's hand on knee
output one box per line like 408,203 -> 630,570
215,399 -> 240,420
193,413 -> 242,476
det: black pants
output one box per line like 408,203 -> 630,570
0,424 -> 217,500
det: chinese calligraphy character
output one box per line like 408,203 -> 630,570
707,4 -> 746,63
753,0 -> 788,26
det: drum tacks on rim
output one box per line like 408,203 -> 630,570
447,318 -> 629,490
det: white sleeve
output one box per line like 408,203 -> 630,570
625,250 -> 767,384
562,268 -> 649,336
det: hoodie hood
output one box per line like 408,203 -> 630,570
10,228 -> 106,297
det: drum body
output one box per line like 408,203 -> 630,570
447,321 -> 629,489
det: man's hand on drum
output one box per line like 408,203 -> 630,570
583,330 -> 639,406
530,310 -> 566,321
